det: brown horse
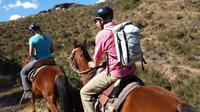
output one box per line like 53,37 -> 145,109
22,59 -> 72,112
68,43 -> 196,112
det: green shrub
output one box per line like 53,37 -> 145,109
174,29 -> 185,39
138,69 -> 171,90
122,0 -> 140,10
157,31 -> 169,42
157,28 -> 185,42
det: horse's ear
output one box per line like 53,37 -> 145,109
73,39 -> 78,48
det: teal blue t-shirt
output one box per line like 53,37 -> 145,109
29,34 -> 52,60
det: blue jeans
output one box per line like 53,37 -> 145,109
20,59 -> 38,91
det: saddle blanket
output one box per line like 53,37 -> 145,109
98,82 -> 141,112
28,66 -> 47,81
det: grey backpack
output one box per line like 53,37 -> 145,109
107,21 -> 146,69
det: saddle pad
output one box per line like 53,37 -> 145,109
112,82 -> 140,111
28,66 -> 47,81
98,82 -> 141,112
98,75 -> 143,108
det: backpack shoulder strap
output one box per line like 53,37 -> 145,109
104,26 -> 113,31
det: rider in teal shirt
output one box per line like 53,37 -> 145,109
20,23 -> 55,99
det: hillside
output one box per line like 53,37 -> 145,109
0,0 -> 200,111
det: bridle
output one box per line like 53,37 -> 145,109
68,48 -> 83,73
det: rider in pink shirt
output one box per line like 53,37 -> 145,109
80,6 -> 136,112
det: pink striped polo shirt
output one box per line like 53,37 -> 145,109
93,21 -> 136,77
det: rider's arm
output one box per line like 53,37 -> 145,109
29,44 -> 34,58
90,31 -> 105,68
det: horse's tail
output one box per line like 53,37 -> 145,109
55,75 -> 72,112
177,103 -> 196,112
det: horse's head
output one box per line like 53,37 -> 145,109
68,42 -> 94,85
68,43 -> 92,71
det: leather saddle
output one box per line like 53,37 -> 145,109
27,58 -> 56,81
96,75 -> 144,112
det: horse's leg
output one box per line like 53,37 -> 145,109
45,100 -> 51,112
45,95 -> 58,112
31,94 -> 36,112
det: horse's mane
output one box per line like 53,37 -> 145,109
76,44 -> 92,62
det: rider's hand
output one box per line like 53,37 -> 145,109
88,61 -> 96,68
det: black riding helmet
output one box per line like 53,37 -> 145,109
93,6 -> 113,22
29,23 -> 40,33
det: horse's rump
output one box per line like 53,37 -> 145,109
31,66 -> 65,95
120,86 -> 186,112
33,66 -> 65,81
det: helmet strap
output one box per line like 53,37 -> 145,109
100,20 -> 104,30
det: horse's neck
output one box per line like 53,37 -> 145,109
79,57 -> 90,72
79,57 -> 94,85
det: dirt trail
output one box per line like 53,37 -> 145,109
149,61 -> 200,76
178,65 -> 200,75
145,60 -> 200,82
